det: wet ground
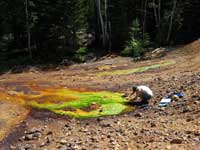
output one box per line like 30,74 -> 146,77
0,40 -> 200,149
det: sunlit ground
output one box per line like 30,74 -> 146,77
97,61 -> 175,76
0,60 -> 176,140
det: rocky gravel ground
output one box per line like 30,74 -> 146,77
0,40 -> 200,149
1,71 -> 200,150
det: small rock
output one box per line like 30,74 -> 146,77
133,131 -> 138,135
29,127 -> 42,134
166,145 -> 171,149
101,123 -> 111,127
9,145 -> 16,149
183,136 -> 187,141
109,138 -> 115,143
24,144 -> 31,150
58,145 -> 67,150
96,118 -> 102,122
193,101 -> 200,105
46,131 -> 53,135
40,137 -> 50,147
59,139 -> 68,145
115,128 -> 123,133
93,145 -> 100,149
134,112 -> 142,118
194,131 -> 200,136
192,94 -> 199,99
80,128 -> 88,133
40,142 -> 47,147
65,124 -> 71,128
90,137 -> 96,142
183,106 -> 191,113
73,145 -> 80,149
24,134 -> 34,141
150,122 -> 156,127
170,138 -> 183,144
66,142 -> 73,148
186,117 -> 194,122
34,132 -> 42,138
193,137 -> 200,142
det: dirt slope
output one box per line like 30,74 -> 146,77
170,38 -> 200,70
0,40 -> 200,150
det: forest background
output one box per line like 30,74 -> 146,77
0,0 -> 199,72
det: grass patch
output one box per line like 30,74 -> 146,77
97,61 -> 175,76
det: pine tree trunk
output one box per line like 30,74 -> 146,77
143,0 -> 148,39
95,0 -> 105,46
25,0 -> 32,59
167,0 -> 177,44
158,0 -> 161,45
104,0 -> 111,51
153,0 -> 159,27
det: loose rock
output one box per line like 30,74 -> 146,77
170,139 -> 183,144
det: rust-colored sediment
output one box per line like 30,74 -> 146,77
0,100 -> 30,141
0,84 -> 128,140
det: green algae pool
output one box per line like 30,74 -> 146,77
97,61 -> 175,76
0,87 -> 130,119
27,89 -> 129,119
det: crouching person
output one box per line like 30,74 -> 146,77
128,85 -> 153,105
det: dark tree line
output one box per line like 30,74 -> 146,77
0,0 -> 200,62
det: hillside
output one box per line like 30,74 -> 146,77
0,40 -> 200,149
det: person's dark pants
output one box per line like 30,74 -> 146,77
141,94 -> 152,105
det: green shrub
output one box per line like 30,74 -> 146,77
121,19 -> 150,57
74,47 -> 89,62
74,54 -> 86,62
76,47 -> 89,54
122,38 -> 143,57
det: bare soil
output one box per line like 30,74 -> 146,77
0,40 -> 200,150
